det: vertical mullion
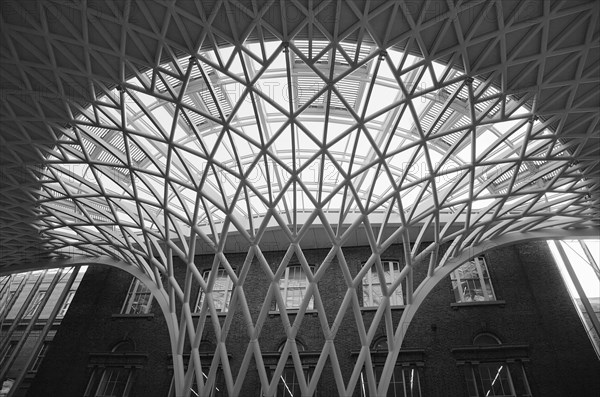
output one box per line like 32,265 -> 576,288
368,267 -> 373,307
122,279 -> 135,313
505,364 -> 516,396
283,267 -> 289,309
474,258 -> 488,301
521,364 -> 532,396
455,271 -> 465,302
473,364 -> 483,397
224,271 -> 234,312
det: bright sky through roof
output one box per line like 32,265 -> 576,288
38,36 -> 592,264
548,240 -> 600,298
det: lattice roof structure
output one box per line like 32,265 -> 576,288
1,1 -> 599,396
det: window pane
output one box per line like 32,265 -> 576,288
31,342 -> 49,372
58,290 -> 75,317
478,363 -> 514,397
95,367 -> 130,397
450,257 -> 496,303
276,367 -> 299,396
361,365 -> 421,397
196,269 -> 233,313
276,266 -> 313,310
25,291 -> 46,317
362,261 -> 403,307
122,279 -> 152,314
275,367 -> 313,397
464,365 -> 478,397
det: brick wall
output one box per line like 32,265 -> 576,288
27,241 -> 600,396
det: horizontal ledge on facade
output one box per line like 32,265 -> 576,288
88,352 -> 149,367
350,348 -> 426,364
111,313 -> 155,320
268,310 -> 319,316
360,305 -> 405,312
451,344 -> 530,363
450,300 -> 506,309
191,312 -> 228,317
2,320 -> 63,326
262,351 -> 322,359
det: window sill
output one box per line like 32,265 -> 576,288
192,312 -> 228,317
450,300 -> 505,309
268,310 -> 318,316
360,305 -> 405,312
111,313 -> 154,320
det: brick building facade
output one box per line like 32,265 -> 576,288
27,241 -> 600,396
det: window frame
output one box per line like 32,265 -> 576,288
464,362 -> 523,397
167,348 -> 227,397
84,342 -> 146,397
58,290 -> 76,317
85,366 -> 134,397
362,260 -> 404,308
273,265 -> 314,311
24,290 -> 46,317
360,365 -> 422,397
30,341 -> 50,372
195,268 -> 234,314
274,366 -> 315,397
261,340 -> 320,397
0,341 -> 17,370
358,337 -> 423,397
452,334 -> 532,397
450,256 -> 496,303
121,279 -> 153,315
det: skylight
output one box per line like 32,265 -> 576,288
39,39 -> 587,260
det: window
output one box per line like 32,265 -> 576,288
168,372 -> 226,397
273,265 -> 314,311
276,366 -> 314,397
195,268 -> 234,313
58,290 -> 75,317
167,343 -> 226,397
84,340 -> 145,397
359,337 -> 423,397
0,341 -> 17,369
121,279 -> 152,314
270,340 -> 318,397
30,342 -> 50,372
464,362 -> 533,397
465,363 -> 515,397
362,261 -> 404,307
24,290 -> 46,317
90,367 -> 133,397
453,334 -> 532,397
360,366 -> 422,397
450,257 -> 496,302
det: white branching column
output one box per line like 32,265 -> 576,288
1,1 -> 596,396
37,40 -> 594,395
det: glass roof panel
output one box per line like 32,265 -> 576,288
55,39 -> 581,240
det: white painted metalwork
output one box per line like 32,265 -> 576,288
0,1 -> 599,396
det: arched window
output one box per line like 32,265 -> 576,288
473,333 -> 501,346
84,339 -> 146,397
265,339 -> 318,396
111,339 -> 135,352
459,334 -> 532,397
359,336 -> 423,397
278,339 -> 306,352
372,336 -> 388,351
